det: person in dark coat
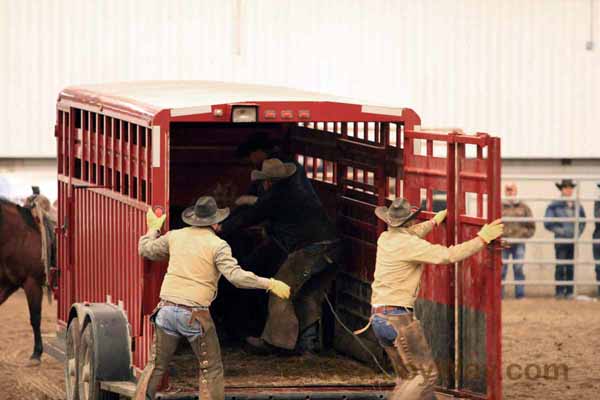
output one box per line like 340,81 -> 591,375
216,132 -> 316,339
544,179 -> 586,298
219,158 -> 342,354
593,183 -> 600,296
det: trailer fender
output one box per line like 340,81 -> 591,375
68,303 -> 133,381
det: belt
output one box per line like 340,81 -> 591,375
159,300 -> 209,312
354,305 -> 415,336
371,305 -> 413,314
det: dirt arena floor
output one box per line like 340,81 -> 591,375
0,291 -> 599,399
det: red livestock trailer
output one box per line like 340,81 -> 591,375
51,81 -> 502,400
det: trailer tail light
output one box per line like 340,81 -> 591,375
298,110 -> 310,119
232,106 -> 257,123
153,206 -> 165,217
264,110 -> 277,119
281,110 -> 294,119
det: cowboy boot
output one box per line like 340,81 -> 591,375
134,328 -> 180,400
392,320 -> 440,400
383,344 -> 417,400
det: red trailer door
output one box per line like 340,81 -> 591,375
455,134 -> 502,400
403,130 -> 457,390
403,130 -> 502,400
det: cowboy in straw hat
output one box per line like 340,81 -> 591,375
219,158 -> 341,354
136,196 -> 291,400
357,198 -> 502,400
544,178 -> 586,298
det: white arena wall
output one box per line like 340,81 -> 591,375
1,0 -> 599,159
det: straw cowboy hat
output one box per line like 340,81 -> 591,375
251,158 -> 297,182
182,196 -> 230,227
375,198 -> 422,227
555,179 -> 576,190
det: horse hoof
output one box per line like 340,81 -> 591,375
25,358 -> 41,367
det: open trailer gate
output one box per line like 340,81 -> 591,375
403,130 -> 502,399
291,123 -> 502,399
52,82 -> 501,400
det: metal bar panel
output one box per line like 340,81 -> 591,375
120,121 -> 125,194
103,115 -> 108,185
503,280 -> 600,286
403,129 -> 456,390
145,127 -> 150,201
128,123 -> 133,197
455,134 -> 502,400
502,259 -> 598,265
501,196 -> 600,202
503,175 -> 600,181
505,238 -> 600,244
136,125 -> 141,200
573,183 -> 582,296
95,113 -> 100,183
112,118 -> 117,192
502,217 -> 600,222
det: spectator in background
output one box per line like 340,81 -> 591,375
544,179 -> 586,299
594,183 -> 600,297
0,176 -> 11,199
502,183 -> 535,298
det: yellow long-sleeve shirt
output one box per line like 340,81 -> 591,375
138,227 -> 270,307
371,220 -> 484,308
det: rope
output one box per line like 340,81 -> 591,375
323,293 -> 392,379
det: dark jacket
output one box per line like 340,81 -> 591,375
544,200 -> 586,239
593,200 -> 600,240
221,161 -> 337,253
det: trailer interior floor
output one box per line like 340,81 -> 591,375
166,345 -> 394,390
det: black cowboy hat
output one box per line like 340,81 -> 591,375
375,198 -> 422,227
181,196 -> 230,227
235,131 -> 279,158
555,179 -> 576,190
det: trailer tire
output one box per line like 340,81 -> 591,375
65,317 -> 80,400
77,324 -> 120,400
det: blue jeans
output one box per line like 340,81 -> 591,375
155,305 -> 204,341
555,244 -> 574,297
593,241 -> 600,296
372,308 -> 411,347
502,243 -> 526,298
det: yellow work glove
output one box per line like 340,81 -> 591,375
477,219 -> 504,244
432,209 -> 447,226
268,279 -> 291,299
146,207 -> 167,232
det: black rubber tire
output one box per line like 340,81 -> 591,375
65,318 -> 80,400
77,324 -> 121,400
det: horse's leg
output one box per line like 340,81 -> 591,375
23,276 -> 43,363
0,284 -> 19,306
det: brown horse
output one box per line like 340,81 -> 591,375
0,197 -> 47,365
